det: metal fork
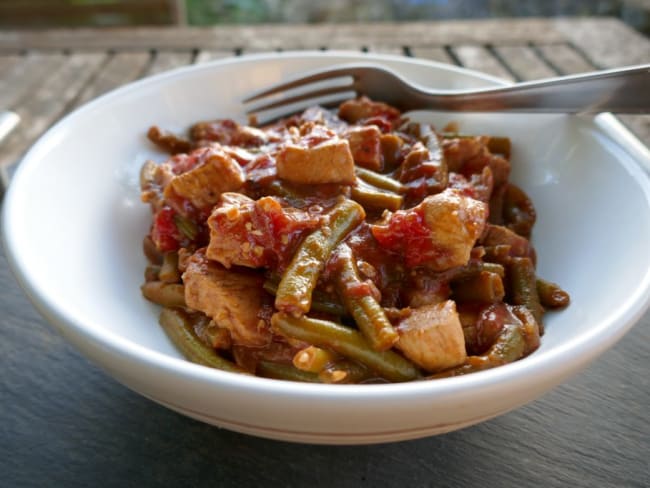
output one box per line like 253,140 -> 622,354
243,62 -> 650,117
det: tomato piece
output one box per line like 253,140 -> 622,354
371,208 -> 435,268
151,206 -> 181,252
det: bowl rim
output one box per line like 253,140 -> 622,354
4,50 -> 650,402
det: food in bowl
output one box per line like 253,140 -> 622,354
139,96 -> 569,384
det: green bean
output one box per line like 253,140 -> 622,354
173,213 -> 199,241
318,359 -> 373,384
334,245 -> 398,351
275,198 -> 365,315
507,257 -> 544,331
488,185 -> 505,227
263,179 -> 301,200
432,321 -> 526,378
452,271 -> 505,303
159,252 -> 181,283
256,360 -> 321,383
141,281 -> 186,308
537,278 -> 570,309
293,346 -> 339,373
503,183 -> 536,238
510,305 -> 541,354
482,245 -> 512,264
159,308 -> 247,374
271,312 -> 421,382
263,279 -> 346,317
450,261 -> 505,282
355,167 -> 405,193
350,182 -> 403,211
482,262 -> 505,277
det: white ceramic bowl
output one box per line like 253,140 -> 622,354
4,52 -> 650,444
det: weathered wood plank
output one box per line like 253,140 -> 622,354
409,46 -> 456,65
536,44 -> 594,75
0,52 -> 23,76
0,19 -> 573,51
0,51 -> 67,109
451,45 -> 515,81
0,52 -> 106,171
364,45 -> 406,56
72,51 -> 151,108
555,17 -> 650,68
239,47 -> 281,56
145,50 -> 194,76
194,49 -> 234,64
493,45 -> 557,80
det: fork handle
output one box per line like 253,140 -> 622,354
426,64 -> 650,113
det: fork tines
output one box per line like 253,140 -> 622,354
242,65 -> 362,118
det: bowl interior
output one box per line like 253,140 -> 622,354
5,52 -> 650,390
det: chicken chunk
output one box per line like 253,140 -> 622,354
206,193 -> 262,268
344,125 -> 382,171
183,249 -> 271,347
163,147 -> 245,211
206,193 -> 320,269
276,138 -> 355,185
419,189 -> 487,270
396,300 -> 467,372
371,188 -> 488,270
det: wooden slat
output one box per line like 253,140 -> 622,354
145,50 -> 193,76
72,51 -> 151,108
555,17 -> 650,68
493,45 -> 557,80
239,48 -> 280,56
0,19 -> 573,51
0,52 -> 67,109
409,47 -> 456,65
535,44 -> 595,74
322,38 -> 367,51
194,49 -> 234,64
0,52 -> 23,76
364,46 -> 405,56
0,52 -> 106,171
451,45 -> 515,81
